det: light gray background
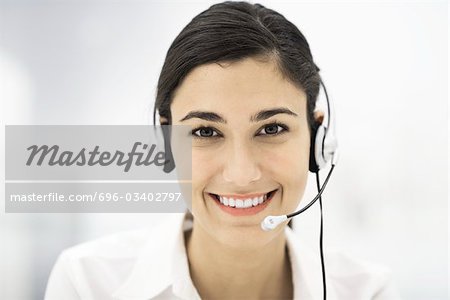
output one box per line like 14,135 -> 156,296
0,0 -> 448,299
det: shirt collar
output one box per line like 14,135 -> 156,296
112,213 -> 188,300
286,228 -> 339,299
112,213 -> 337,300
286,227 -> 325,299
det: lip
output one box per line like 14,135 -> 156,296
212,191 -> 272,200
208,189 -> 278,217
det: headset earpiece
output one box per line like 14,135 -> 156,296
309,78 -> 339,172
309,121 -> 320,172
161,125 -> 176,173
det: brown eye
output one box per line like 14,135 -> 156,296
191,127 -> 219,138
265,124 -> 279,134
257,123 -> 288,136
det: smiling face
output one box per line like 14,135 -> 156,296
170,56 -> 311,248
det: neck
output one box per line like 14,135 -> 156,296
185,222 -> 293,300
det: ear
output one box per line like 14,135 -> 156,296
314,110 -> 325,126
157,115 -> 174,173
159,116 -> 169,125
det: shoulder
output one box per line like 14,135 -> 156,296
44,228 -> 155,300
45,214 -> 187,300
60,228 -> 151,260
326,250 -> 391,285
285,229 -> 401,299
325,250 -> 401,299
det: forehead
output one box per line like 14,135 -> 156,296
171,57 -> 307,117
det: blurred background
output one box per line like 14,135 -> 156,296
0,0 -> 448,299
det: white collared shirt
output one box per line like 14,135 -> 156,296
45,213 -> 401,299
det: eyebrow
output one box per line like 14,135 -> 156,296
179,107 -> 298,123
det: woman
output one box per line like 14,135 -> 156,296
45,1 -> 400,299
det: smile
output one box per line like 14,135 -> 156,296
209,189 -> 278,209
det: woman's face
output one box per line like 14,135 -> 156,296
171,57 -> 311,248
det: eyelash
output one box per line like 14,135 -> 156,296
190,122 -> 290,139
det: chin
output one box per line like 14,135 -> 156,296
211,222 -> 284,250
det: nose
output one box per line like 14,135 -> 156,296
222,141 -> 262,186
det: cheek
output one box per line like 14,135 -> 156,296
264,138 -> 310,207
191,150 -> 218,189
262,137 -> 310,175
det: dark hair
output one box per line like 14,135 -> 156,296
153,1 -> 321,133
154,1 -> 322,229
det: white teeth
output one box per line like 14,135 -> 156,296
217,193 -> 271,209
244,199 -> 252,208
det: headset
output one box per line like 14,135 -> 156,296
261,73 -> 339,300
158,66 -> 339,300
